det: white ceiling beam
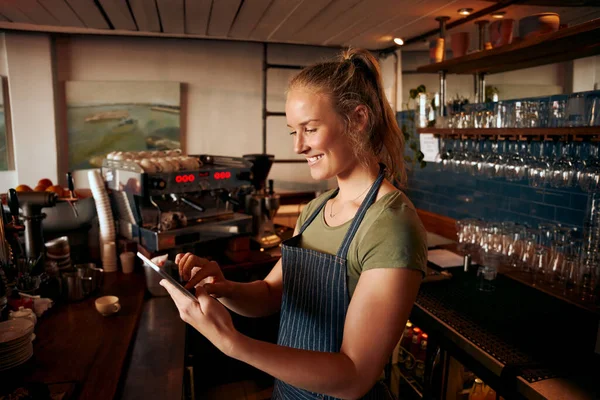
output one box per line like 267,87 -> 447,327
184,0 -> 212,35
129,0 -> 161,32
38,0 -> 85,27
249,0 -> 303,41
207,0 -> 241,37
156,0 -> 184,33
293,0 -> 362,43
228,0 -> 271,38
14,0 -> 59,25
324,0 -> 410,45
97,0 -> 137,30
0,2 -> 34,23
302,0 -> 373,44
65,0 -> 109,29
269,0 -> 334,41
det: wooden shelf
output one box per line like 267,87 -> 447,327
417,127 -> 600,140
416,18 -> 600,75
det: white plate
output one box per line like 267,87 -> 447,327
0,320 -> 34,344
0,344 -> 33,371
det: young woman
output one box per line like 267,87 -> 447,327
159,48 -> 427,399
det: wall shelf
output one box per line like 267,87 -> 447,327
416,18 -> 600,75
417,127 -> 600,140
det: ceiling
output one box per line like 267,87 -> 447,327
0,0 -> 598,51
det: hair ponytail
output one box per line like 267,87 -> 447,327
289,48 -> 406,187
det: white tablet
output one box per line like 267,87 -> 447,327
137,252 -> 198,302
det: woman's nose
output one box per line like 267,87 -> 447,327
294,133 -> 308,154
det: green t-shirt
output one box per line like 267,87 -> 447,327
295,189 -> 427,298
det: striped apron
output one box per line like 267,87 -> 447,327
273,165 -> 394,400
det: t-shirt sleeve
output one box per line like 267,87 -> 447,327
358,206 -> 427,277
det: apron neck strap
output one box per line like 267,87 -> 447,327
336,164 -> 386,258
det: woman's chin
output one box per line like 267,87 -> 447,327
309,167 -> 333,181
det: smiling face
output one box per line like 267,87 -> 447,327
286,89 -> 359,181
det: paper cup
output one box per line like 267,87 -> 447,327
119,252 -> 135,274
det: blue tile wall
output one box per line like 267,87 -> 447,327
397,111 -> 593,231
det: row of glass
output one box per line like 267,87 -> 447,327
441,90 -> 600,129
436,139 -> 600,192
457,219 -> 599,302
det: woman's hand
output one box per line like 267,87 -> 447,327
160,279 -> 239,356
176,253 -> 233,298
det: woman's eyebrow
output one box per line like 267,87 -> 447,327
287,119 -> 321,128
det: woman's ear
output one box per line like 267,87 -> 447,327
352,105 -> 369,133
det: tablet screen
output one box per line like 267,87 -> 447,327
137,252 -> 198,302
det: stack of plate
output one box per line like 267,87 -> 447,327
0,319 -> 34,371
45,236 -> 71,270
88,170 -> 117,272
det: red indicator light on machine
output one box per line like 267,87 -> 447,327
214,172 -> 232,180
175,174 -> 195,183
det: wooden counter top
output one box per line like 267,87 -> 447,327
3,271 -> 147,399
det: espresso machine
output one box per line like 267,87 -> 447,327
102,153 -> 254,253
243,154 -> 281,249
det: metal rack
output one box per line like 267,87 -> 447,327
261,43 -> 305,163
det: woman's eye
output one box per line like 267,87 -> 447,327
305,128 -> 317,133
289,131 -> 297,136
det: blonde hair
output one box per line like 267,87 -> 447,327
288,48 -> 406,186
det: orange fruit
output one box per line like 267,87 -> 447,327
37,178 -> 53,189
33,185 -> 47,192
15,184 -> 33,192
45,185 -> 64,197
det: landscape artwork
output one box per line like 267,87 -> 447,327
66,81 -> 181,170
0,78 -> 8,171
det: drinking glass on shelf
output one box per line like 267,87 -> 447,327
532,246 -> 549,286
587,93 -> 600,126
548,95 -> 567,128
579,251 -> 598,302
562,255 -> 580,295
566,92 -> 586,127
549,142 -> 576,188
523,99 -> 541,128
528,142 -> 552,187
579,143 -> 600,193
482,140 -> 506,179
504,141 -> 527,182
547,243 -> 567,287
502,225 -> 524,269
520,230 -> 539,273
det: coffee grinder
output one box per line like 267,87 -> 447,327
8,189 -> 58,261
243,154 -> 281,248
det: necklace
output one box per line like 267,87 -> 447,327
329,183 -> 372,218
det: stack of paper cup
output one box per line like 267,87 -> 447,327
88,170 -> 117,272
102,242 -> 117,272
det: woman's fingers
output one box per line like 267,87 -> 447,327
160,279 -> 194,310
181,255 -> 211,282
184,261 -> 219,289
177,253 -> 193,279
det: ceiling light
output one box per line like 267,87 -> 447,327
491,11 -> 506,19
458,8 -> 473,16
393,37 -> 404,46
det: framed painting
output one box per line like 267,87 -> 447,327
0,77 -> 12,171
65,81 -> 181,170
